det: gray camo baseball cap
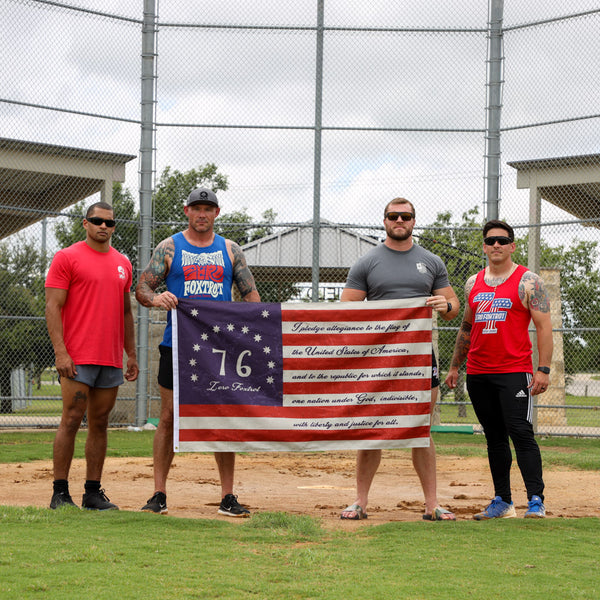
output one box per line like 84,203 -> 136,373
185,188 -> 219,207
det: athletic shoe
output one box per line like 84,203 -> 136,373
141,491 -> 168,514
82,489 -> 119,511
473,496 -> 517,520
524,495 -> 546,518
50,491 -> 77,509
218,493 -> 250,518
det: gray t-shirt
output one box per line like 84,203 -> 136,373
345,243 -> 450,301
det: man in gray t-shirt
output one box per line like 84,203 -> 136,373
346,243 -> 451,301
340,197 -> 460,522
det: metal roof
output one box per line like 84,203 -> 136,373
241,220 -> 381,282
508,153 -> 600,226
0,137 -> 135,238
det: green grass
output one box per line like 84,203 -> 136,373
0,432 -> 598,599
1,430 -> 598,471
432,432 -> 600,471
0,430 -> 157,463
10,399 -> 63,416
563,395 -> 600,427
439,394 -> 600,428
0,506 -> 598,599
31,382 -> 61,397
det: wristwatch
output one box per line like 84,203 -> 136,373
446,302 -> 452,314
537,366 -> 550,374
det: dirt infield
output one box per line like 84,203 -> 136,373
2,450 -> 599,526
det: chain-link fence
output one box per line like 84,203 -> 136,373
1,0 -> 599,436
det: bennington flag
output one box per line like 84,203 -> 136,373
172,297 -> 433,452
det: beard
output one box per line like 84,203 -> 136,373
385,223 -> 413,241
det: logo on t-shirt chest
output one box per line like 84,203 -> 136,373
473,292 -> 513,333
180,249 -> 225,298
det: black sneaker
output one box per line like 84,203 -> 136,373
141,491 -> 168,514
81,489 -> 119,511
50,491 -> 77,510
218,493 -> 250,518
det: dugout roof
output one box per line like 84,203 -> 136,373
0,137 -> 135,239
508,153 -> 600,227
241,220 -> 381,282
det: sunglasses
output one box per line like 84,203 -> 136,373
484,236 -> 512,246
87,217 -> 116,227
386,211 -> 414,222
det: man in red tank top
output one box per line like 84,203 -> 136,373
445,220 -> 553,519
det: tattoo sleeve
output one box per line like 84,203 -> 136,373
231,242 -> 258,298
449,276 -> 475,369
135,238 -> 174,306
450,321 -> 472,368
519,271 -> 551,313
464,275 -> 476,299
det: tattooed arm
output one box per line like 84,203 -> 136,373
519,271 -> 553,394
229,241 -> 260,302
135,237 -> 179,310
444,275 -> 476,389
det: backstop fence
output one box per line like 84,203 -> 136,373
1,0 -> 599,436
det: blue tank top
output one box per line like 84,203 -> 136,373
161,232 -> 233,347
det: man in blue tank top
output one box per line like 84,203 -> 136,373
136,187 -> 260,517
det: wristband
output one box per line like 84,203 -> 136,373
446,302 -> 452,314
537,366 -> 550,374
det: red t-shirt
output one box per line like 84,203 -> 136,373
467,264 -> 532,374
45,241 -> 132,368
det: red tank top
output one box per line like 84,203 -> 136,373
467,264 -> 532,374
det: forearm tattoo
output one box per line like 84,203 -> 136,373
231,242 -> 258,298
136,238 -> 173,305
519,271 -> 550,313
450,321 -> 472,368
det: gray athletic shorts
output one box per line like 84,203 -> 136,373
68,365 -> 124,388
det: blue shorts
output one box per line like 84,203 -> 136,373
68,365 -> 124,389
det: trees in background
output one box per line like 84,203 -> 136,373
418,206 -> 600,389
54,182 -> 138,272
0,242 -> 53,409
53,163 -> 294,301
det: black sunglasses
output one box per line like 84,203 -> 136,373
484,236 -> 512,246
386,211 -> 414,222
87,217 -> 116,227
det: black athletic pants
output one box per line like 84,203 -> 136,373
467,372 -> 544,503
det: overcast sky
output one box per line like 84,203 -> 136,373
2,0 -> 600,238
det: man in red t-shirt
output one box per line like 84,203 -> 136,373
445,220 -> 553,519
45,201 -> 138,510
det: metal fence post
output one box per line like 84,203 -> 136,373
136,0 -> 158,426
484,0 -> 504,221
311,0 -> 325,302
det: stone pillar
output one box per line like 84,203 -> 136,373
536,268 -> 567,428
